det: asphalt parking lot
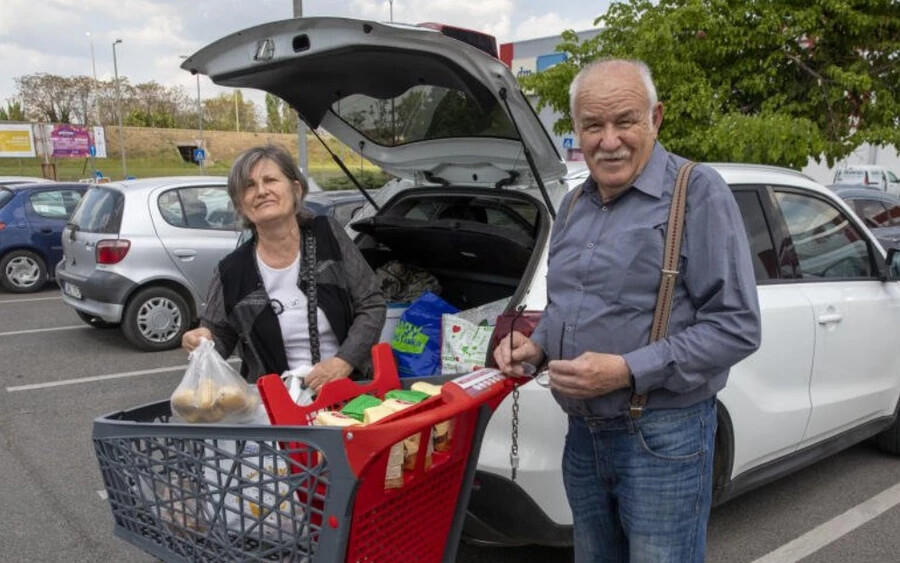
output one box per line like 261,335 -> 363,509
2,286 -> 900,562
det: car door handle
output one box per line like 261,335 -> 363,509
817,312 -> 843,325
173,249 -> 197,260
40,227 -> 53,233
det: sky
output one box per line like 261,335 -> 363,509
0,0 -> 610,115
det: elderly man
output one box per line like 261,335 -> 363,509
495,59 -> 761,561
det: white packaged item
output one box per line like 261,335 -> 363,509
281,366 -> 315,406
440,313 -> 494,375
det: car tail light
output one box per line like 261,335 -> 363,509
96,239 -> 131,264
0,222 -> 5,231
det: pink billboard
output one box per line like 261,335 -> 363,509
49,124 -> 93,157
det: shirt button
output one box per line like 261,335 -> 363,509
565,325 -> 573,332
587,242 -> 595,249
601,205 -> 608,211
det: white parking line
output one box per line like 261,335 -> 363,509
751,481 -> 900,563
5,358 -> 241,392
0,296 -> 61,304
0,325 -> 87,337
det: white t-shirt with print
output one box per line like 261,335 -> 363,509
255,251 -> 340,371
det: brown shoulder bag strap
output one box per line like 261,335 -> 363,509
629,161 -> 696,418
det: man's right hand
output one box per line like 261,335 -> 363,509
182,327 -> 213,353
493,330 -> 544,376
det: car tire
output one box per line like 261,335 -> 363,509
0,250 -> 47,293
121,287 -> 190,351
75,310 -> 118,329
875,403 -> 900,455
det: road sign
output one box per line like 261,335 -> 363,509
89,144 -> 96,157
562,137 -> 574,149
193,148 -> 206,162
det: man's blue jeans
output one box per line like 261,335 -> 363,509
562,398 -> 717,563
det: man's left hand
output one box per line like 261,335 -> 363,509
547,353 -> 632,398
306,357 -> 354,393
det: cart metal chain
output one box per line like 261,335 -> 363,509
510,384 -> 520,481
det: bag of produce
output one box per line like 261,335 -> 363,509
170,338 -> 259,423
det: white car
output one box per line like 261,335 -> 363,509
833,164 -> 900,196
187,17 -> 900,547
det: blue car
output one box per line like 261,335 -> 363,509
0,182 -> 89,292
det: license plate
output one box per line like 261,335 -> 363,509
64,282 -> 82,300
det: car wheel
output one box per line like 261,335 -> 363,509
122,287 -> 190,351
875,403 -> 900,455
0,250 -> 47,293
75,310 -> 118,329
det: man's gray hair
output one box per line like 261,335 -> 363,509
228,144 -> 311,231
569,59 -> 658,128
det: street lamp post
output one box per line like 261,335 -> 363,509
86,32 -> 97,80
112,39 -> 127,179
86,32 -> 98,178
389,0 -> 394,22
180,55 -> 204,175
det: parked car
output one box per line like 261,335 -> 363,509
832,164 -> 900,195
189,18 -> 900,547
305,189 -> 369,225
0,182 -> 88,292
0,176 -> 47,187
56,177 -> 241,350
831,186 -> 900,251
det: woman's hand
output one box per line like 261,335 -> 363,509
305,357 -> 353,393
182,327 -> 213,353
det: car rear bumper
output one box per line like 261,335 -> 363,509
56,264 -> 135,323
463,470 -> 572,547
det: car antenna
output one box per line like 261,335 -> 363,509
498,87 -> 556,219
307,126 -> 381,211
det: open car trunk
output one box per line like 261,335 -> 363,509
350,187 -> 549,311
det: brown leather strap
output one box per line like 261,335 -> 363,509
630,161 -> 696,418
564,185 -> 584,228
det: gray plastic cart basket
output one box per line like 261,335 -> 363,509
93,366 -> 512,563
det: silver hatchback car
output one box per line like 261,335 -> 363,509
56,176 -> 241,350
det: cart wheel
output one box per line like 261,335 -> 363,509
122,286 -> 190,351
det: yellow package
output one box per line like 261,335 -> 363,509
382,399 -> 433,471
410,382 -> 453,452
362,404 -> 405,489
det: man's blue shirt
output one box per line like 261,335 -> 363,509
532,143 -> 762,418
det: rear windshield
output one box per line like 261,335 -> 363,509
332,85 -> 517,147
834,169 -> 866,183
69,187 -> 124,234
0,188 -> 12,209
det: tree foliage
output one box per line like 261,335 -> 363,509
202,92 -> 261,132
0,100 -> 25,121
266,93 -> 298,133
521,0 -> 900,167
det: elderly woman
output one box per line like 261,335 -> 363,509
182,144 -> 385,392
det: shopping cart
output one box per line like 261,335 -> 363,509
93,343 -> 517,562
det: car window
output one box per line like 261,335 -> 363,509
69,187 -> 123,234
775,191 -> 874,279
29,190 -> 83,219
0,188 -> 13,209
888,171 -> 899,183
332,200 -> 364,226
851,199 -> 890,228
332,85 -> 518,147
834,169 -> 865,184
733,190 -> 778,282
157,186 -> 237,230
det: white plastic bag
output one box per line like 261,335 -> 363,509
281,366 -> 315,406
170,338 -> 259,423
440,313 -> 494,374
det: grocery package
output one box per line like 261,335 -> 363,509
391,291 -> 459,378
361,404 -> 405,488
382,394 -> 433,471
314,410 -> 362,427
201,405 -> 306,539
440,313 -> 494,375
411,381 -> 453,452
380,302 -> 410,343
171,338 -> 259,423
341,394 -> 383,422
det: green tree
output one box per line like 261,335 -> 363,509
266,93 -> 283,132
522,0 -> 900,168
203,92 -> 260,132
15,73 -> 77,123
0,100 -> 26,121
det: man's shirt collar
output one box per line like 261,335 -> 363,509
582,142 -> 667,199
